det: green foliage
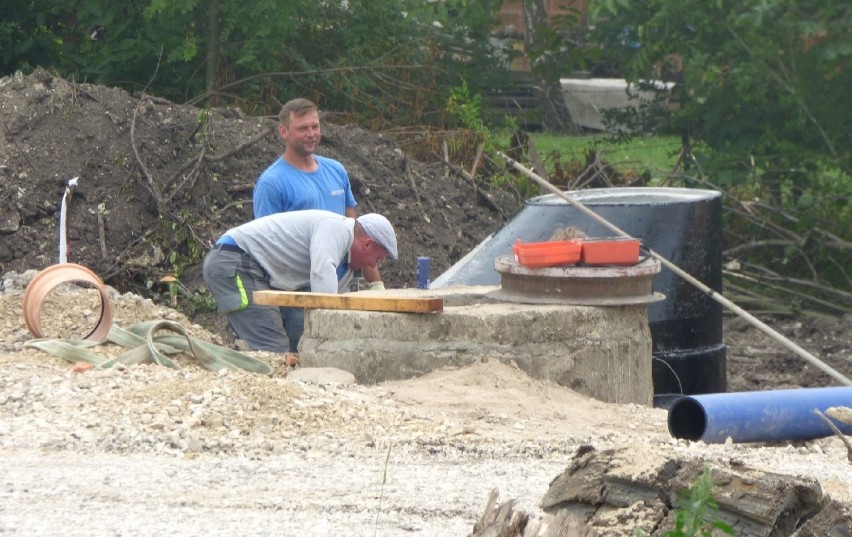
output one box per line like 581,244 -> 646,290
7,0 -> 847,298
668,468 -> 736,537
181,289 -> 218,317
2,0 -> 511,126
636,467 -> 736,537
522,3 -> 588,83
588,0 -> 851,179
1,1 -> 83,73
588,0 -> 851,292
194,109 -> 210,142
444,82 -> 538,196
447,81 -> 486,135
159,211 -> 206,278
375,444 -> 392,537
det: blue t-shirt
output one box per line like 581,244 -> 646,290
252,155 -> 357,218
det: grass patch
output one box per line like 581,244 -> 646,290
529,133 -> 683,180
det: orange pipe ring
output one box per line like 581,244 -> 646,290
22,263 -> 114,342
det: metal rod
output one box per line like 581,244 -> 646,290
498,151 -> 852,387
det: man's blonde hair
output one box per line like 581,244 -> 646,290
279,98 -> 319,126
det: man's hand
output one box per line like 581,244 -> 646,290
362,265 -> 382,284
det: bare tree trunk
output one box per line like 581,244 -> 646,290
521,0 -> 578,133
205,0 -> 220,98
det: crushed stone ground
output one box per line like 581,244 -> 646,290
1,272 -> 851,536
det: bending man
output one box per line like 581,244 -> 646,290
203,210 -> 398,353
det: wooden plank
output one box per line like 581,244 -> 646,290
253,290 -> 443,313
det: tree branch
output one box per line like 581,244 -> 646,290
205,123 -> 276,162
185,64 -> 427,107
130,96 -> 166,217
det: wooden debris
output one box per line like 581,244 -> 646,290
795,500 -> 852,537
540,445 -> 827,536
469,489 -> 533,537
468,445 -> 850,537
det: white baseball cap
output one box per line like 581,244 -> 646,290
357,214 -> 398,260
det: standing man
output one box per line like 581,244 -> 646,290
203,210 -> 398,353
253,98 -> 385,352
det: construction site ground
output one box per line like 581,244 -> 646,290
1,69 -> 851,535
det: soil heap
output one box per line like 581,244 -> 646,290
0,67 -> 521,293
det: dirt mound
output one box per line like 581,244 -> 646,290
0,67 -> 521,292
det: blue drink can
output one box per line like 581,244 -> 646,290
417,257 -> 431,289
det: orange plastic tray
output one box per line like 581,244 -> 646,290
513,239 -> 582,268
579,237 -> 640,265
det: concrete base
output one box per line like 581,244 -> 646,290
298,286 -> 654,405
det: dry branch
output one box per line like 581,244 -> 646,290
723,281 -> 798,316
435,153 -> 504,216
735,268 -> 852,303
725,239 -> 799,257
227,183 -> 254,193
813,409 -> 852,463
206,123 -> 276,162
165,144 -> 207,204
469,143 -> 485,181
184,64 -> 428,106
663,173 -> 850,311
97,203 -> 108,259
403,159 -> 424,210
724,270 -> 852,314
212,199 -> 251,220
102,228 -> 158,281
130,96 -> 166,216
572,148 -> 613,190
747,200 -> 852,250
66,78 -> 100,104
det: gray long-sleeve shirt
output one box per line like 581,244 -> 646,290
225,210 -> 354,293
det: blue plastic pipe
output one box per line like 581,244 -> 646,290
668,387 -> 852,443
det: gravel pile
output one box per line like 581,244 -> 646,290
1,270 -> 580,460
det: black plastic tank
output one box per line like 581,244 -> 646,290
432,187 -> 726,403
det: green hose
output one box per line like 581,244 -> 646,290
24,321 -> 272,376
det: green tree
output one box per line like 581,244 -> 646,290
590,0 -> 850,180
589,0 -> 851,293
1,1 -> 88,74
521,0 -> 585,132
2,0 -> 510,126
